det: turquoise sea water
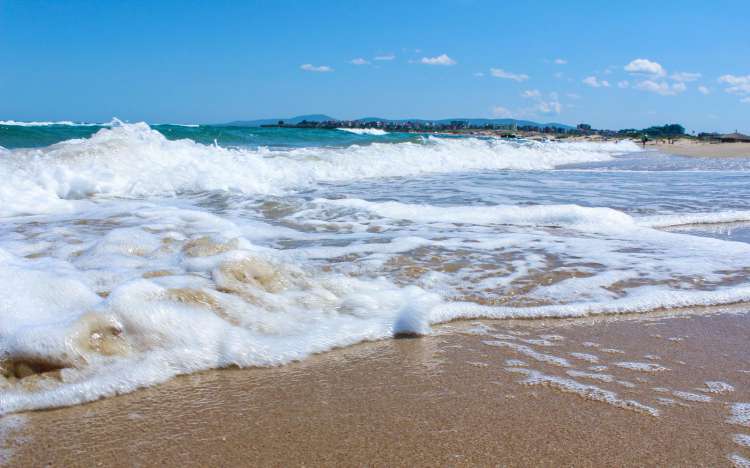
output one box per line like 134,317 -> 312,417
0,121 -> 419,149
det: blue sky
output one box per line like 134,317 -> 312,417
1,0 -> 748,132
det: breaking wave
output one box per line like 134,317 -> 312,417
337,128 -> 389,135
0,122 -> 637,217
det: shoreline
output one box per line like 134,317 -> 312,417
652,141 -> 750,158
4,306 -> 750,466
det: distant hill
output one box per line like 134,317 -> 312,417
225,114 -> 336,127
222,115 -> 573,130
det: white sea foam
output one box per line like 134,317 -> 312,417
730,404 -> 750,428
672,390 -> 712,402
319,198 -> 638,232
482,340 -> 571,367
0,120 -> 115,127
337,128 -> 389,135
703,381 -> 735,394
0,123 -> 632,217
506,368 -> 659,416
734,434 -> 750,447
614,362 -> 670,373
729,453 -> 750,468
570,352 -> 599,363
1,121 -> 750,416
640,211 -> 750,228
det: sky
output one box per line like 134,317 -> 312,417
1,0 -> 748,132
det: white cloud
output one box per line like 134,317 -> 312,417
374,54 -> 395,61
473,72 -> 485,77
698,85 -> 710,95
489,68 -> 529,82
521,90 -> 562,114
718,74 -> 750,95
566,93 -> 581,99
554,58 -> 567,65
492,106 -> 513,118
420,54 -> 456,66
624,58 -> 666,77
535,99 -> 562,114
617,80 -> 630,88
582,76 -> 610,88
350,58 -> 369,65
553,71 -> 564,79
634,80 -> 687,96
742,97 -> 750,103
300,64 -> 333,73
670,72 -> 701,82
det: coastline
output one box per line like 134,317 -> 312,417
652,141 -> 750,158
4,307 -> 750,467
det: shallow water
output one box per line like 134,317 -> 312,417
1,121 -> 749,414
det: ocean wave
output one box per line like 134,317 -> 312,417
638,211 -> 750,228
0,122 -> 636,217
317,198 -> 750,233
0,120 -> 112,127
337,128 -> 389,135
317,198 -> 637,232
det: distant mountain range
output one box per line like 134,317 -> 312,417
223,114 -> 574,130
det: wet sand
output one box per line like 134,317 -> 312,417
3,306 -> 750,467
653,141 -> 750,158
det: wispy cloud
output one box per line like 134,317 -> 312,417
489,68 -> 529,82
670,72 -> 701,82
420,54 -> 456,66
522,90 -> 562,114
624,58 -> 666,77
374,54 -> 395,61
349,58 -> 370,65
698,85 -> 710,95
634,80 -> 687,96
582,76 -> 610,88
718,74 -> 750,95
554,58 -> 567,65
492,106 -> 513,118
473,72 -> 485,77
300,64 -> 333,73
617,80 -> 630,88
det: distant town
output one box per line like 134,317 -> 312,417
258,118 -> 749,143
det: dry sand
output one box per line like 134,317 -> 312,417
653,141 -> 750,158
2,306 -> 750,467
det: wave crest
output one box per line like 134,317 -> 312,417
0,122 -> 637,217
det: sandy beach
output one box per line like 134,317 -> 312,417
653,141 -> 750,158
3,306 -> 750,467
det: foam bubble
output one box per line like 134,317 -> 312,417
506,368 -> 659,416
614,362 -> 670,373
730,403 -> 750,427
703,381 -> 735,394
570,352 -> 600,363
729,453 -> 750,468
482,340 -> 571,367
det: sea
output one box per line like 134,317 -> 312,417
2,119 -> 750,414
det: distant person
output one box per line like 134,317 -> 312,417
641,135 -> 648,148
